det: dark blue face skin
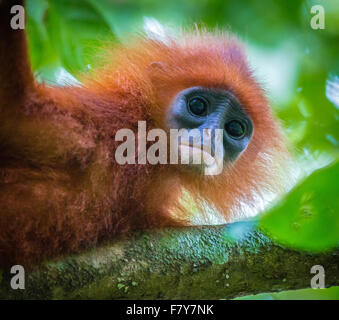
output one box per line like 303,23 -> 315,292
168,86 -> 254,163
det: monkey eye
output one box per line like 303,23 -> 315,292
188,97 -> 208,116
225,120 -> 246,139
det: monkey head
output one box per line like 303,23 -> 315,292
84,31 -> 289,220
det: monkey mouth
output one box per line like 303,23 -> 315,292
177,142 -> 224,175
178,142 -> 217,167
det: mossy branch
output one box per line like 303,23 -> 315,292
1,220 -> 338,299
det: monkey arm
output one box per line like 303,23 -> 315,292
0,220 -> 338,299
0,0 -> 34,105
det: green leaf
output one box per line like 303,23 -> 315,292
260,161 -> 339,252
26,0 -> 116,82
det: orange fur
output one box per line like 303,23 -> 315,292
0,1 -> 287,268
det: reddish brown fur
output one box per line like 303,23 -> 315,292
0,1 -> 287,268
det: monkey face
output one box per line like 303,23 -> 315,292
167,86 -> 253,173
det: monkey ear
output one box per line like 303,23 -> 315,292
149,61 -> 166,70
147,62 -> 168,82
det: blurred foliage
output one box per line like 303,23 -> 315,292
260,161 -> 339,251
26,0 -> 115,83
25,0 -> 338,299
236,286 -> 339,300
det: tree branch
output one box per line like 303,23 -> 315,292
0,220 -> 338,299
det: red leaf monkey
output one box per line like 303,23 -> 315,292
0,0 -> 287,267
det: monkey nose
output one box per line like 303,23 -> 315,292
203,128 -> 211,138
